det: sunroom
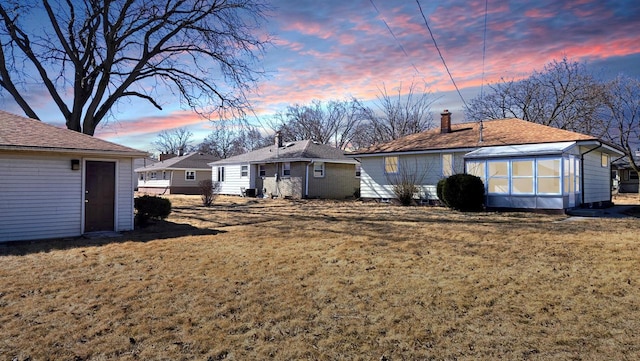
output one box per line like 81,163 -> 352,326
464,142 -> 582,210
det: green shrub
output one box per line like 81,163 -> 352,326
134,195 -> 171,225
436,178 -> 448,206
442,174 -> 485,212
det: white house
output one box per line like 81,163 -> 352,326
209,135 -> 360,199
350,110 -> 624,211
0,111 -> 147,242
135,152 -> 218,195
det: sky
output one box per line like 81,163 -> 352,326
1,0 -> 639,152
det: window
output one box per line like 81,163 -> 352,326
537,159 -> 561,194
282,162 -> 291,177
185,170 -> 196,181
384,156 -> 398,174
241,165 -> 249,177
487,161 -> 509,194
139,173 -> 144,181
259,165 -> 266,177
217,167 -> 225,182
442,153 -> 454,177
163,171 -> 169,180
355,164 -> 361,178
150,171 -> 157,180
512,160 -> 534,194
601,153 -> 609,167
466,161 -> 485,183
313,162 -> 324,177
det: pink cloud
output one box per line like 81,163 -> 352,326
95,110 -> 214,139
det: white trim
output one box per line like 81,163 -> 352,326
185,169 -> 196,181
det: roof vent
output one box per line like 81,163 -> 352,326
284,142 -> 295,148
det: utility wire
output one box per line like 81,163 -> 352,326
370,0 -> 421,75
416,0 -> 467,108
480,0 -> 489,99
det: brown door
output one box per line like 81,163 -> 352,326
85,161 -> 116,232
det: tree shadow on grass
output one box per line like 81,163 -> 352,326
0,220 -> 225,256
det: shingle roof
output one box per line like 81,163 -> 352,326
135,152 -> 219,171
210,140 -> 356,165
0,110 -> 146,156
352,118 -> 597,155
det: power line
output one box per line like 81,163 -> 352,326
480,0 -> 489,99
415,0 -> 467,108
369,0 -> 421,75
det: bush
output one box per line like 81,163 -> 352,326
392,180 -> 419,206
199,179 -> 221,207
134,195 -> 171,225
441,174 -> 485,212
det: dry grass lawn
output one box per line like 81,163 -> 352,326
1,194 -> 639,360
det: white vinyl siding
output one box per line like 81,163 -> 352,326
582,148 -> 611,204
213,164 -> 251,195
0,153 -> 135,242
359,153 -> 451,200
116,159 -> 135,232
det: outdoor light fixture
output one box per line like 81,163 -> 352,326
71,159 -> 80,170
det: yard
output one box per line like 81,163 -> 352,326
1,194 -> 639,360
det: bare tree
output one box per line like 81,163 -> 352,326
153,127 -> 193,155
465,57 -> 609,137
0,0 -> 270,135
268,98 -> 367,150
353,81 -> 436,149
197,121 -> 268,158
199,179 -> 221,207
602,75 -> 640,195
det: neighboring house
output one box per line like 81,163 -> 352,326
135,152 -> 219,195
209,135 -> 360,199
350,110 -> 624,211
133,157 -> 157,190
612,157 -> 640,193
0,110 -> 147,242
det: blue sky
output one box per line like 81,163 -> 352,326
1,0 -> 639,152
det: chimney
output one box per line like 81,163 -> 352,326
275,131 -> 283,147
178,146 -> 185,156
440,109 -> 452,134
160,153 -> 177,161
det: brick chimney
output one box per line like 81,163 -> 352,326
440,109 -> 452,134
160,153 -> 177,161
275,131 -> 283,147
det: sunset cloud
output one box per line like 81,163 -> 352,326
2,0 -> 639,151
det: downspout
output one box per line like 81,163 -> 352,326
305,160 -> 314,198
579,142 -> 602,205
611,154 -> 626,199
